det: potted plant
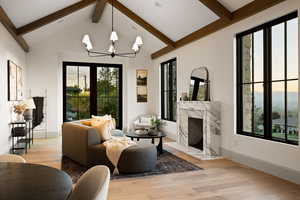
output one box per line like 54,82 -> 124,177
150,118 -> 166,132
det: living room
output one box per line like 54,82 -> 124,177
0,0 -> 300,199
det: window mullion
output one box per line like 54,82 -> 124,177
264,27 -> 272,140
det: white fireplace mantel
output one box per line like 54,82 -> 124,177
175,101 -> 221,159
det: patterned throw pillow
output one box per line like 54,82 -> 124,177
90,115 -> 116,141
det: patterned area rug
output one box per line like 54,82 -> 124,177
61,151 -> 202,183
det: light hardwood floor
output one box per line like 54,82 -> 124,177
23,137 -> 300,200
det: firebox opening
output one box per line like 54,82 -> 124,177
188,117 -> 203,150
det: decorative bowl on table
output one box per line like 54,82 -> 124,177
135,129 -> 148,135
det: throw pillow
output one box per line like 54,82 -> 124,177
80,120 -> 91,126
91,119 -> 112,141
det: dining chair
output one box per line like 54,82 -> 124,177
68,165 -> 110,200
0,154 -> 26,163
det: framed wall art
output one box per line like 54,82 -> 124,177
8,60 -> 23,101
136,69 -> 148,103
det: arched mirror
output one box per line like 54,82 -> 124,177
189,67 -> 210,101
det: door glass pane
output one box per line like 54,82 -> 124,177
287,18 -> 298,79
272,82 -> 285,139
242,34 -> 253,83
254,31 -> 264,82
78,67 -> 90,119
66,66 -> 78,121
243,84 -> 252,133
254,83 -> 264,135
97,67 -> 121,128
66,66 -> 90,121
287,80 -> 298,142
272,23 -> 285,81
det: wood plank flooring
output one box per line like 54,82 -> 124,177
22,137 -> 300,200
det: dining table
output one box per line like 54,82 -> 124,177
0,162 -> 73,200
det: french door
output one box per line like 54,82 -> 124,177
63,62 -> 123,128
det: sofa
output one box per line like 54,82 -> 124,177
62,121 -> 157,174
133,114 -> 157,130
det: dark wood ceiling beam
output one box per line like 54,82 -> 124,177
107,0 -> 175,47
92,0 -> 108,23
151,0 -> 287,59
17,0 -> 96,35
199,0 -> 232,20
0,7 -> 29,52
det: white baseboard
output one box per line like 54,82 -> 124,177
222,148 -> 300,185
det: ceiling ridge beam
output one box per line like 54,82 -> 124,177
0,6 -> 29,52
92,0 -> 108,23
151,0 -> 287,59
107,0 -> 175,47
199,0 -> 232,20
16,0 -> 96,35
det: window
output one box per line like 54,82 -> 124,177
237,12 -> 298,145
63,62 -> 123,128
161,58 -> 177,122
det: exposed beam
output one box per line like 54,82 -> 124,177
0,7 -> 29,52
151,0 -> 287,59
17,0 -> 96,35
92,0 -> 108,23
107,0 -> 175,47
199,0 -> 232,20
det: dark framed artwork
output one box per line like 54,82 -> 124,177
8,60 -> 23,101
136,70 -> 148,103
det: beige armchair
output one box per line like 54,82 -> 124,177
68,165 -> 110,200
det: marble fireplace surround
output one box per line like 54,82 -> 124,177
168,101 -> 221,160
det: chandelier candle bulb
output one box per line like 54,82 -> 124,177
110,31 -> 118,42
132,42 -> 139,52
135,36 -> 143,46
82,34 -> 93,50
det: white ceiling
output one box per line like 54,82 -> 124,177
0,0 -> 81,27
218,0 -> 254,12
0,0 -> 255,52
118,0 -> 219,41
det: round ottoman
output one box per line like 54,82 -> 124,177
117,144 -> 157,174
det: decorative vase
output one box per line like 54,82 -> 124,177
16,113 -> 24,121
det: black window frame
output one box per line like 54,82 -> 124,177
63,61 -> 123,129
236,11 -> 299,145
161,58 -> 177,122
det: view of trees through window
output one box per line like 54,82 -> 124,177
64,63 -> 122,128
237,12 -> 298,144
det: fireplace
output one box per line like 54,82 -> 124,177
188,118 -> 203,150
177,101 -> 221,159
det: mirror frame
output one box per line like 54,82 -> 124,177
189,67 -> 210,101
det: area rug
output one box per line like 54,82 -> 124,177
61,151 -> 202,183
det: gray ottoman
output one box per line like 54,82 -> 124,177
88,143 -> 157,174
118,144 -> 157,174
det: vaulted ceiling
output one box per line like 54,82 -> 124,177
0,0 -> 287,58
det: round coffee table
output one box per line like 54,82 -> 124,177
125,131 -> 166,154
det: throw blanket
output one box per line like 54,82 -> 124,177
103,137 -> 136,175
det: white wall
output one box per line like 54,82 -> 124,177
153,0 -> 300,182
26,21 -> 154,134
0,23 -> 27,154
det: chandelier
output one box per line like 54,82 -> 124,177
82,0 -> 143,58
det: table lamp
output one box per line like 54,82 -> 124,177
22,98 -> 36,121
